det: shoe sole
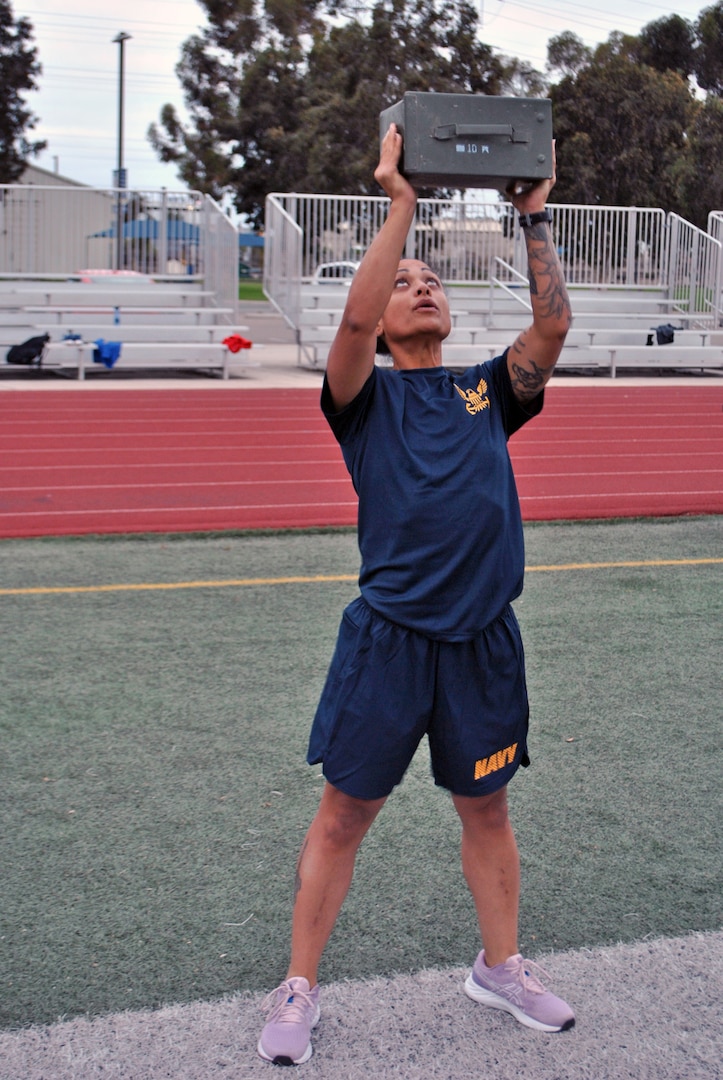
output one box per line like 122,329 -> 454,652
257,1006 -> 321,1065
256,1040 -> 313,1066
464,974 -> 575,1033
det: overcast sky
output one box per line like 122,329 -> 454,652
13,0 -> 710,191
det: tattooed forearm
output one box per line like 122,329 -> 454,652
525,224 -> 572,326
506,221 -> 571,404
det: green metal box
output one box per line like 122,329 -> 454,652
379,93 -> 553,191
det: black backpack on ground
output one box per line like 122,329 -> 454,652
6,334 -> 51,367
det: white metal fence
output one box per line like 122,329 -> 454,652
708,211 -> 723,246
264,194 -> 303,328
201,194 -> 240,312
264,192 -> 698,329
0,185 -> 238,309
668,214 -> 722,323
551,204 -> 667,287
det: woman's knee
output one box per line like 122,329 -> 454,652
452,786 -> 510,833
314,783 -> 386,850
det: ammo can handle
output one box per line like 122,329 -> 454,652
433,124 -> 530,143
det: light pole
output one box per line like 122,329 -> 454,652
113,31 -> 131,270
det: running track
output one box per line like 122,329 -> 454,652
1,384 -> 722,538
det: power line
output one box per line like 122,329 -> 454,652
35,67 -> 181,87
15,4 -> 205,33
488,0 -> 702,37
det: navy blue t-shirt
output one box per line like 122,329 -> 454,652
321,352 -> 543,640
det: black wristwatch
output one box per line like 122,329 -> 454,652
518,210 -> 553,228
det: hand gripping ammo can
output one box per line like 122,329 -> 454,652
379,93 -> 553,191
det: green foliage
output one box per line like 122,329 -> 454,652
548,9 -> 723,221
677,95 -> 723,227
546,31 -> 592,78
551,56 -> 695,210
695,1 -> 723,94
638,15 -> 696,78
149,0 -> 723,223
148,0 -> 513,226
0,0 -> 45,182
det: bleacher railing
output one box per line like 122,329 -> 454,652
263,193 -> 712,327
0,184 -> 237,311
551,204 -> 667,287
667,214 -> 722,324
708,210 -> 723,245
264,194 -> 304,330
201,194 -> 239,314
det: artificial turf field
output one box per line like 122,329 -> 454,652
1,516 -> 721,1045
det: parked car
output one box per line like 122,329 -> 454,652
311,261 -> 360,284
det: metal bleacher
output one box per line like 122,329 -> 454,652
294,283 -> 723,377
0,278 -> 255,380
0,182 -> 253,379
266,194 -> 723,379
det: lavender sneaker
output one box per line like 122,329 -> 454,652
258,976 -> 321,1065
464,951 -> 575,1033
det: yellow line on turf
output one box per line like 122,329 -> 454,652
0,574 -> 357,596
0,559 -> 721,597
526,557 -> 723,572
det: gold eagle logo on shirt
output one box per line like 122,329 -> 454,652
454,378 -> 490,415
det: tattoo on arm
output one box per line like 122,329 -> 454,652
510,353 -> 549,401
509,224 -> 572,402
525,224 -> 572,324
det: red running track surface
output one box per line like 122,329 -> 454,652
1,384 -> 722,538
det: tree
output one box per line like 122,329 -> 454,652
0,0 -> 45,181
591,29 -> 640,65
496,55 -> 547,97
637,15 -> 696,79
550,38 -> 696,210
148,0 -> 508,226
547,31 -> 591,78
678,95 -> 723,226
694,2 -> 723,95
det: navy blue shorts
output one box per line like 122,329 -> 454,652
307,597 -> 530,800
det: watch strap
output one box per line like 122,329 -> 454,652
518,209 -> 553,228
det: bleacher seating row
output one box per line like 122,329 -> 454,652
0,287 -> 218,309
42,340 -> 247,381
0,281 -> 255,379
296,284 -> 723,377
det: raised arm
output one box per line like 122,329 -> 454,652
506,149 -> 572,405
325,124 -> 417,411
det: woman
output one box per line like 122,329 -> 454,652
258,122 -> 574,1067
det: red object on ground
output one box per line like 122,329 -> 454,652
0,385 -> 721,538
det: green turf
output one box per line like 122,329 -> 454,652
238,280 -> 266,301
1,519 -> 721,1029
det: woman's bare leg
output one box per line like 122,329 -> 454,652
287,782 -> 387,986
452,786 -> 520,966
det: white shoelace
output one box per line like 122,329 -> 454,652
261,981 -> 316,1024
513,956 -> 552,995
